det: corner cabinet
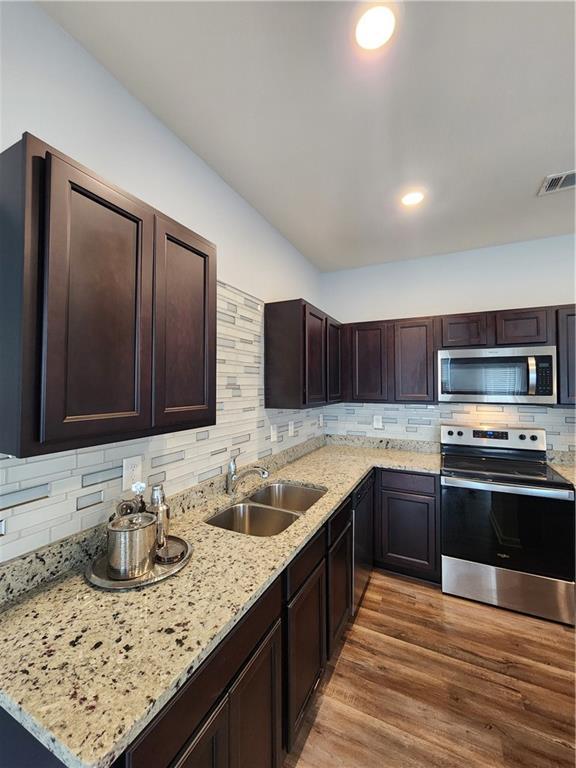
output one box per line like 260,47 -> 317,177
558,305 -> 576,405
0,133 -> 216,457
375,469 -> 440,583
264,299 -> 342,408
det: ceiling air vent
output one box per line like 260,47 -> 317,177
537,170 -> 576,196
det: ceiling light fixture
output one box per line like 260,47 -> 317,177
401,191 -> 425,206
355,6 -> 396,50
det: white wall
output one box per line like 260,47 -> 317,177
0,2 -> 320,304
319,235 -> 575,323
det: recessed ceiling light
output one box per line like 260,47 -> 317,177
355,6 -> 396,50
401,191 -> 425,206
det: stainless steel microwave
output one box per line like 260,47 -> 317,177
438,346 -> 557,404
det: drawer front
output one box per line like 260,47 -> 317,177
125,578 -> 281,768
379,469 -> 436,496
285,528 -> 326,601
328,497 -> 353,546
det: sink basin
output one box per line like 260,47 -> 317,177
206,503 -> 300,537
246,483 -> 326,512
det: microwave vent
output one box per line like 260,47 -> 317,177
537,170 -> 575,196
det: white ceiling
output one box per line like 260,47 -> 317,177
42,1 -> 575,272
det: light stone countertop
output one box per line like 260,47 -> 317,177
0,445 -> 440,768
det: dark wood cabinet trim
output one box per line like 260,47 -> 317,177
326,316 -> 343,403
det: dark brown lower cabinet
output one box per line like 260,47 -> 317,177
327,523 -> 353,658
229,620 -> 282,768
285,560 -> 326,751
173,699 -> 229,768
375,470 -> 440,583
376,490 -> 439,582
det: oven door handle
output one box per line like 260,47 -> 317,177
528,356 -> 537,395
441,476 -> 574,500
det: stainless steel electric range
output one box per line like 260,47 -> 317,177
440,425 -> 575,625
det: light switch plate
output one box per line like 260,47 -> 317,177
319,414 -> 324,427
0,520 -> 5,536
373,414 -> 383,429
288,421 -> 295,437
122,456 -> 143,491
270,425 -> 278,443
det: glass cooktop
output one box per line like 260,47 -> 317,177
441,454 -> 573,489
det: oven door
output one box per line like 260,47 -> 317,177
438,346 -> 557,404
441,477 -> 575,581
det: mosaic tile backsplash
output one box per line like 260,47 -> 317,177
323,402 -> 575,451
0,279 -> 574,564
0,282 -> 323,563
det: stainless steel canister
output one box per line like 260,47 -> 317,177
107,512 -> 157,580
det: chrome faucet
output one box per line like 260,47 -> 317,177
226,458 -> 269,495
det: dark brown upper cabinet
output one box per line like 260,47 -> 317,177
558,305 -> 576,405
495,307 -> 555,346
327,317 -> 343,402
305,304 -> 327,405
345,321 -> 390,402
41,153 -> 154,445
264,299 -> 342,408
439,312 -> 493,348
0,133 -> 216,457
393,318 -> 435,402
153,214 -> 216,429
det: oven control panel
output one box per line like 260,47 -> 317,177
441,425 -> 546,451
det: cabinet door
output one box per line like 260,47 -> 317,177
327,523 -> 353,658
376,490 -> 438,581
558,306 -> 576,405
304,305 -> 327,405
327,318 -> 342,403
154,214 -> 216,429
229,620 -> 282,768
495,308 -> 552,345
349,323 -> 389,401
353,480 -> 374,615
41,153 -> 153,444
285,560 -> 326,751
441,313 -> 490,347
173,699 -> 229,768
394,318 -> 435,401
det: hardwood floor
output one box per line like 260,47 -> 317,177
285,570 -> 575,768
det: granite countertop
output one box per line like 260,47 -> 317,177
0,445 -> 439,768
551,462 -> 576,486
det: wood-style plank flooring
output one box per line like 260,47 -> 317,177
285,571 -> 575,768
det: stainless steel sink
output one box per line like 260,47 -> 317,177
246,483 -> 326,512
206,503 -> 300,537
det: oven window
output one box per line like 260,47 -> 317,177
441,357 -> 528,395
442,487 -> 575,581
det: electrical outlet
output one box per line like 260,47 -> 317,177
288,421 -> 295,437
373,414 -> 383,429
122,456 -> 143,491
270,424 -> 278,443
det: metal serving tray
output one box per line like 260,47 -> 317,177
85,535 -> 192,590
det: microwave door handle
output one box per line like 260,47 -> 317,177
528,356 -> 537,395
